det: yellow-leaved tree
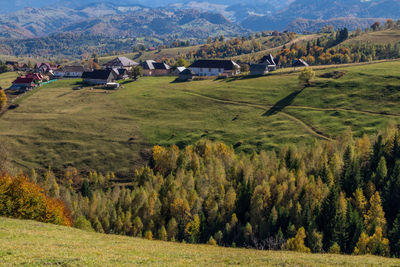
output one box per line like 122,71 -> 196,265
0,89 -> 7,110
283,227 -> 311,253
298,67 -> 315,86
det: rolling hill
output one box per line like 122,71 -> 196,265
1,60 -> 400,175
1,217 -> 399,266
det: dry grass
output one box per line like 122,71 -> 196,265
1,217 -> 399,266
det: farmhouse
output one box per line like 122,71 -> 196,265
34,63 -> 58,74
103,57 -> 138,70
141,60 -> 171,76
53,66 -> 87,78
82,69 -> 118,85
258,53 -> 277,71
189,60 -> 240,77
11,77 -> 36,90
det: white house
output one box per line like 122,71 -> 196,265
54,66 -> 87,78
189,60 -> 240,77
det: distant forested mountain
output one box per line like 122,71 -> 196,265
0,4 -> 248,39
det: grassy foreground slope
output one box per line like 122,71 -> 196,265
0,217 -> 399,267
1,61 -> 400,173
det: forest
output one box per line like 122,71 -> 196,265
3,125 -> 400,257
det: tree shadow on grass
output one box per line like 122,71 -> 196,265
263,87 -> 305,116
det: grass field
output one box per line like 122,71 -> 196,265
1,60 -> 400,174
343,29 -> 400,45
1,217 -> 399,266
0,72 -> 17,89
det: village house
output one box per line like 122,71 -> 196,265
82,69 -> 118,85
114,68 -> 129,80
103,57 -> 138,70
189,60 -> 240,77
259,54 -> 277,71
249,53 -> 278,76
10,77 -> 37,90
141,60 -> 171,76
53,66 -> 87,78
34,63 -> 58,74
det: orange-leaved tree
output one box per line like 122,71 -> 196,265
0,173 -> 72,226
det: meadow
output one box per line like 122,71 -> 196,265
1,60 -> 400,174
0,217 -> 399,267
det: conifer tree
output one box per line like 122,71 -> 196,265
364,192 -> 386,234
284,227 -> 311,253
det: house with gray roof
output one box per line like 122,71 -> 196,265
103,57 -> 139,70
189,60 -> 240,77
141,60 -> 171,76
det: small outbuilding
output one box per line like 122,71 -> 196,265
174,66 -> 187,75
178,68 -> 196,81
249,64 -> 269,76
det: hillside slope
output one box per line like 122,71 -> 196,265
2,61 -> 400,174
0,217 -> 399,266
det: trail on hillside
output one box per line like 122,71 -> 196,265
184,90 -> 400,141
183,91 -> 332,141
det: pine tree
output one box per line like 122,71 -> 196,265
374,157 -> 387,191
389,212 -> 400,257
158,226 -> 168,241
167,217 -> 178,241
319,186 -> 341,251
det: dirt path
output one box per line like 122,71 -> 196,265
183,91 -> 333,141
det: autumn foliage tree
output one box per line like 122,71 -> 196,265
299,67 -> 315,86
0,90 -> 7,110
0,173 -> 72,226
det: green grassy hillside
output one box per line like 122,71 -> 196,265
1,60 -> 400,174
0,217 -> 399,266
343,29 -> 400,45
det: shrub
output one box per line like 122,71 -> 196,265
207,236 -> 217,246
145,230 -> 153,240
74,216 -> 94,232
329,242 -> 341,254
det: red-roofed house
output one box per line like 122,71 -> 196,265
11,77 -> 36,90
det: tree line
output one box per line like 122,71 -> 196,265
2,126 -> 400,257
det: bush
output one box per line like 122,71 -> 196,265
329,242 -> 341,254
145,230 -> 153,240
74,216 -> 94,232
207,236 -> 217,246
